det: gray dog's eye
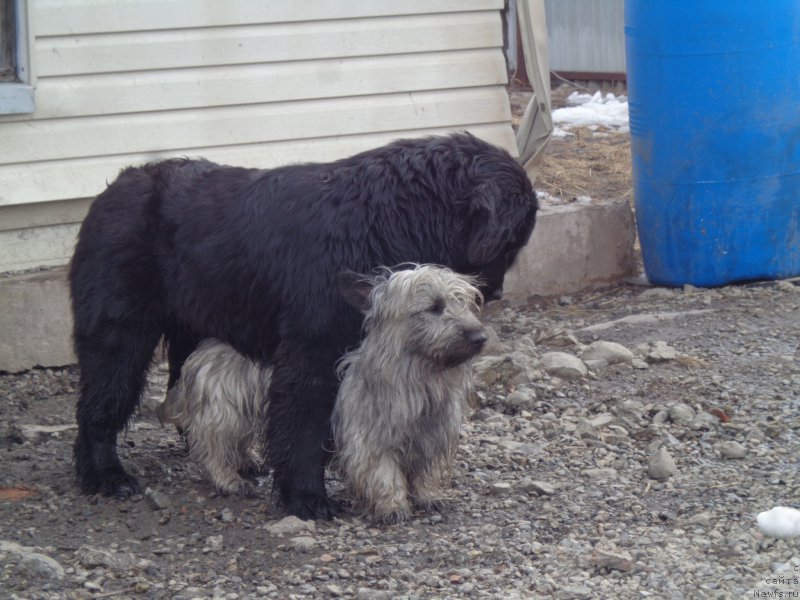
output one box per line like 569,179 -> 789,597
427,297 -> 445,315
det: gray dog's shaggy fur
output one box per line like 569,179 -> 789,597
332,265 -> 485,523
156,339 -> 269,497
158,265 -> 486,521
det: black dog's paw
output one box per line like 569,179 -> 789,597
284,491 -> 340,521
81,471 -> 141,499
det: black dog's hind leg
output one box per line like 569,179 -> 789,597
74,320 -> 162,498
266,341 -> 340,520
165,325 -> 203,390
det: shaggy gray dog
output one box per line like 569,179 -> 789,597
158,265 -> 486,521
156,339 -> 269,497
333,265 -> 485,523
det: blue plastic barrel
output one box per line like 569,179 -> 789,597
625,1 -> 800,286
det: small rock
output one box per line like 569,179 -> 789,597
649,341 -> 678,361
23,553 -> 66,580
219,507 -> 235,523
582,341 -> 635,365
668,403 -> 695,425
691,411 -> 719,430
717,440 -> 747,459
652,410 -> 670,425
591,545 -> 634,571
685,512 -> 712,527
504,387 -> 537,410
143,487 -> 172,510
488,482 -> 513,496
520,479 -> 556,496
618,399 -> 645,418
205,535 -> 223,551
639,288 -> 675,299
357,589 -> 393,600
0,541 -> 64,580
473,353 -> 539,387
589,413 -> 615,429
583,358 -> 609,371
648,447 -> 677,480
325,584 -> 344,597
557,585 -> 592,599
776,280 -> 800,293
583,468 -> 618,480
632,358 -> 649,369
76,545 -> 135,570
575,419 -> 598,439
267,515 -> 316,537
540,352 -> 587,380
471,407 -> 504,422
10,424 -> 77,444
290,536 -> 317,552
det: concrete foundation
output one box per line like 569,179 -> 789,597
504,198 -> 637,304
0,267 -> 75,372
0,198 -> 637,371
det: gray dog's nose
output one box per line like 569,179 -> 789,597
465,329 -> 488,349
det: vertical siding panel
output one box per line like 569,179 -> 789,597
545,0 -> 626,75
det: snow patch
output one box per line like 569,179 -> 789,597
552,91 -> 629,137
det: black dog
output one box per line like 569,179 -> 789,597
69,132 -> 537,519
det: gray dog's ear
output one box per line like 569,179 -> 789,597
467,180 -> 511,265
337,271 -> 374,313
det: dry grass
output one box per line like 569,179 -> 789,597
510,83 -> 633,206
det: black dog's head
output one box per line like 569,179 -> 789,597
445,133 -> 538,301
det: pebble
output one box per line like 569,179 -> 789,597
648,447 -> 677,480
668,403 -> 695,425
289,536 -> 317,552
520,479 -> 556,496
583,468 -> 618,480
76,545 -> 135,570
540,352 -> 588,380
144,487 -> 172,510
325,584 -> 345,597
488,482 -> 513,496
685,512 -> 712,527
589,413 -> 615,428
717,440 -> 747,459
0,541 -> 65,580
649,341 -> 678,361
575,419 -> 597,439
581,340 -> 635,365
591,545 -> 635,572
267,516 -> 316,537
557,585 -> 592,599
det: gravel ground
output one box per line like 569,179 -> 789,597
2,278 -> 800,599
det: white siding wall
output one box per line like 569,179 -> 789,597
0,0 -> 512,271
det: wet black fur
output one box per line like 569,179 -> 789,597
69,132 -> 538,519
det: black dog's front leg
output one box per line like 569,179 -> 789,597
265,342 -> 340,520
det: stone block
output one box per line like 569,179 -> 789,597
504,198 -> 636,303
0,266 -> 75,372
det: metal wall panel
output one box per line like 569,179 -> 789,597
545,0 -> 625,75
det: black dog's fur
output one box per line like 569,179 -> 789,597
69,132 -> 537,519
